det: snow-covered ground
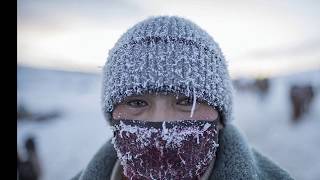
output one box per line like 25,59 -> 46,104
17,66 -> 320,180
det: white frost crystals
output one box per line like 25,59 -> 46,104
111,119 -> 220,179
102,16 -> 234,127
112,120 -> 217,148
190,88 -> 197,118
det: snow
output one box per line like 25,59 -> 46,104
17,67 -> 112,180
232,70 -> 320,180
17,66 -> 320,180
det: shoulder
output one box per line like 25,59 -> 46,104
209,124 -> 294,180
70,171 -> 82,180
70,139 -> 117,180
251,149 -> 294,180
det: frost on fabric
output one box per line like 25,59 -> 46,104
190,88 -> 197,118
111,120 -> 219,180
102,16 -> 233,125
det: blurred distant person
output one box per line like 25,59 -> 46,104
17,137 -> 42,180
290,84 -> 315,121
254,77 -> 270,99
72,16 -> 293,179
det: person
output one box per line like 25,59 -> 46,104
17,137 -> 42,180
72,16 -> 293,180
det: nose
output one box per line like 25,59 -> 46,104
147,96 -> 175,121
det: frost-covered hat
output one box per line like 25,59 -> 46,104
102,16 -> 233,124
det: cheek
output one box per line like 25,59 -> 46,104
192,105 -> 218,120
112,105 -> 146,119
112,105 -> 132,119
112,106 -> 124,119
174,105 -> 218,120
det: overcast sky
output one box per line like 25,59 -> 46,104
17,0 -> 320,77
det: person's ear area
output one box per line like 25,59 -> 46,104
216,113 -> 224,130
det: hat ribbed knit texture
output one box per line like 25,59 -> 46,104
102,16 -> 233,124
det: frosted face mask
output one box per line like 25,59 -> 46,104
111,119 -> 219,180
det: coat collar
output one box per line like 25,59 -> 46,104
77,124 -> 293,180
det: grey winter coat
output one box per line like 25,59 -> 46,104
71,124 -> 294,180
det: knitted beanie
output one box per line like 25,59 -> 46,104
102,16 -> 234,124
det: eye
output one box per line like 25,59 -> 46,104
176,97 -> 194,106
126,99 -> 148,108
